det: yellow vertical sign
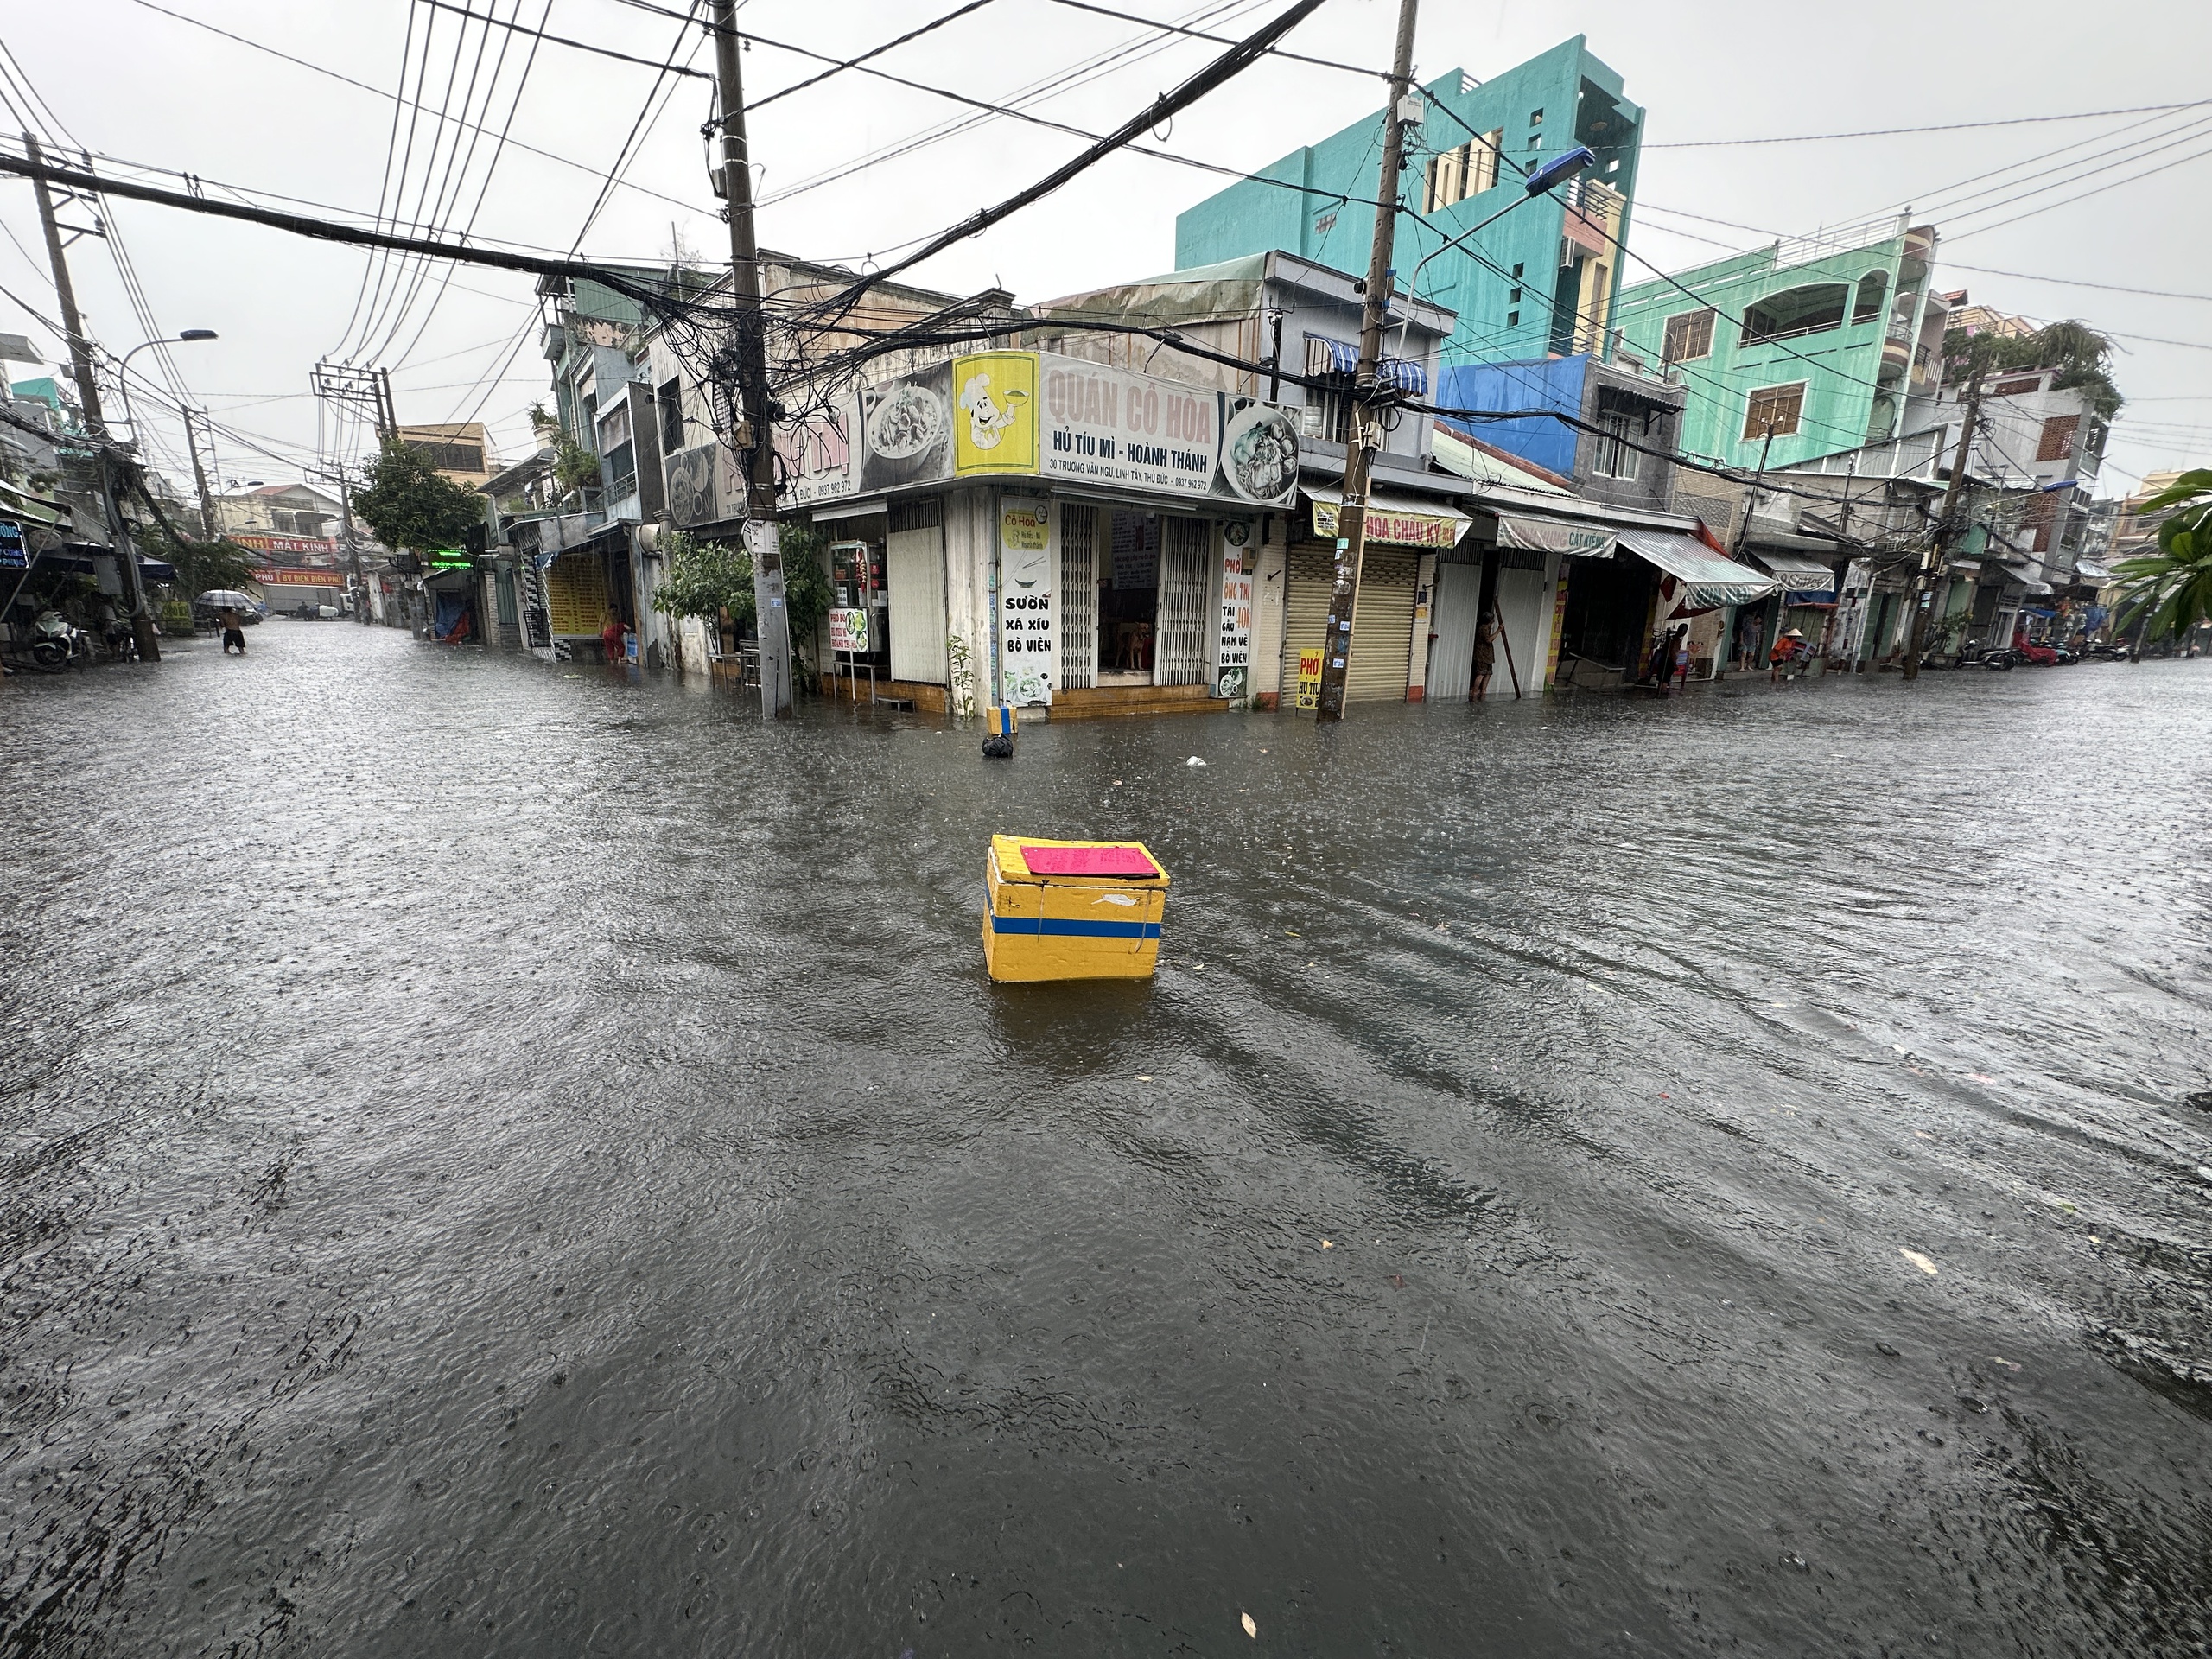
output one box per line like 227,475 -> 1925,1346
951,352 -> 1038,474
1295,647 -> 1324,709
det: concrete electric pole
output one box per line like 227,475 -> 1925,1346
1313,0 -> 1420,722
184,406 -> 219,539
710,0 -> 792,718
1906,373 -> 1986,679
27,131 -> 159,660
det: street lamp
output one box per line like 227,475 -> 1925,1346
1396,145 -> 1598,364
114,329 -> 219,437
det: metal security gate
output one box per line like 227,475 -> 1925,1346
1279,550 -> 1415,703
1427,559 -> 1482,702
1345,554 -> 1416,703
1280,552 -> 1335,701
1058,502 -> 1096,690
887,525 -> 948,684
1489,552 -> 1549,697
1154,515 -> 1210,686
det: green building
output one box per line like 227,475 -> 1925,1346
1610,219 -> 1948,472
1173,37 -> 1642,371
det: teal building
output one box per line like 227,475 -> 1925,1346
1610,219 -> 1948,471
1173,37 -> 1643,372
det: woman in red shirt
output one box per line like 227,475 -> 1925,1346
600,607 -> 628,664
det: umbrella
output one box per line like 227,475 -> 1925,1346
195,589 -> 256,608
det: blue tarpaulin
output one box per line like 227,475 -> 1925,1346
433,590 -> 470,639
1437,357 -> 1588,479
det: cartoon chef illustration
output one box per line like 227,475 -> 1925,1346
960,368 -> 1027,451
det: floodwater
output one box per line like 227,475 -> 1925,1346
3,624 -> 2209,1657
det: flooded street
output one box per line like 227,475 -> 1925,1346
3,624 -> 2209,1656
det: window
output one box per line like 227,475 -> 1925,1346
1852,270 -> 1888,325
2037,414 -> 2081,462
596,399 -> 632,451
1421,132 -> 1502,211
1739,283 -> 1849,346
1662,308 -> 1715,363
1511,263 -> 1524,279
1507,309 -> 1520,327
1743,383 -> 1805,441
657,378 -> 684,454
1301,335 -> 1356,442
1529,109 -> 1544,126
1592,410 -> 1640,479
406,439 -> 485,474
1509,285 -> 1522,302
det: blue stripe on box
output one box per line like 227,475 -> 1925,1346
987,913 -> 1160,939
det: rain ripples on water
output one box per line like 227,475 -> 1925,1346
1,626 -> 2208,1655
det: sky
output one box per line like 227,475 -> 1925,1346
3,0 -> 2207,500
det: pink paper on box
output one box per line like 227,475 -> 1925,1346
1019,844 -> 1160,878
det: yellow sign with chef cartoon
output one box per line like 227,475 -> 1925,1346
952,351 -> 1039,475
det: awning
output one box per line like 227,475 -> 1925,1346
1495,512 -> 1617,558
1615,528 -> 1780,609
1306,335 -> 1427,395
1751,549 -> 1838,601
2072,559 -> 2113,582
1306,486 -> 1471,549
18,546 -> 176,582
1378,357 -> 1427,396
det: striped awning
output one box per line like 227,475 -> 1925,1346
1303,335 -> 1427,395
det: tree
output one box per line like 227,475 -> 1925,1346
652,520 -> 832,675
1943,319 -> 2123,420
2112,467 -> 2212,648
137,520 -> 257,597
349,439 -> 486,552
552,437 -> 600,499
652,530 -> 755,626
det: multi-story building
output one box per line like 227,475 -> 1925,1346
394,422 -> 499,491
1173,37 -> 1642,370
1611,217 -> 1949,476
1026,250 -> 1463,711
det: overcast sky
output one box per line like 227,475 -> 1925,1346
5,0 -> 2207,498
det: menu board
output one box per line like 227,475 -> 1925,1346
998,499 -> 1055,706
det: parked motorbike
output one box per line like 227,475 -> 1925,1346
2086,641 -> 2131,661
26,610 -> 92,672
99,616 -> 139,663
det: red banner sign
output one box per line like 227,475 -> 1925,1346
233,533 -> 340,556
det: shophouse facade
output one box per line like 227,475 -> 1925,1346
1021,251 -> 1466,713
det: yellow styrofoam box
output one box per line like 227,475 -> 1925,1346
982,835 -> 1169,982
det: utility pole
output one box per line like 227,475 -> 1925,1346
1313,0 -> 1419,723
336,477 -> 365,624
28,132 -> 158,660
184,407 -> 219,538
1907,374 -> 1985,679
711,0 -> 791,717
